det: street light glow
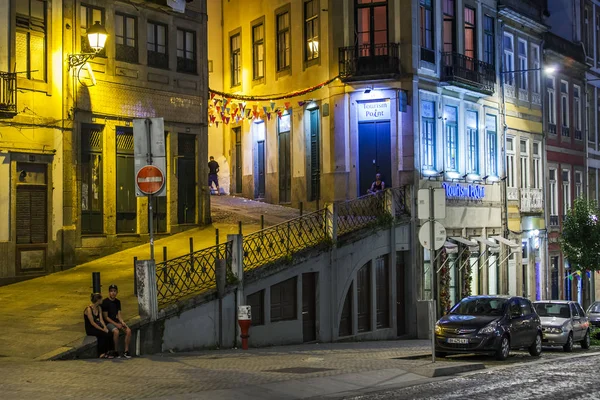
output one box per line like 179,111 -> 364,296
544,66 -> 557,75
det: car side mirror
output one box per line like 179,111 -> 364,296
511,310 -> 520,319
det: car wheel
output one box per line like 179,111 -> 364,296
435,351 -> 447,358
495,335 -> 510,361
529,333 -> 542,357
563,333 -> 574,352
581,330 -> 591,349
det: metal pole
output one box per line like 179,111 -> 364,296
260,215 -> 264,230
133,257 -> 138,296
145,118 -> 155,261
163,246 -> 167,261
92,272 -> 101,293
238,221 -> 243,235
430,186 -> 437,363
300,202 -> 303,216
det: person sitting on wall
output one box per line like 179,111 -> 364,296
367,173 -> 385,195
84,293 -> 112,359
102,284 -> 132,358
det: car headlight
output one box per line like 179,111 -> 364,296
478,322 -> 497,335
435,323 -> 443,335
545,327 -> 563,334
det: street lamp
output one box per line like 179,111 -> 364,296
68,21 -> 108,70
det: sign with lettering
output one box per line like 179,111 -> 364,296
357,100 -> 391,121
442,182 -> 485,200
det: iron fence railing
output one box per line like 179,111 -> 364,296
339,42 -> 401,80
243,209 -> 329,271
0,72 -> 16,114
156,241 -> 231,307
337,192 -> 389,236
441,52 -> 495,94
390,186 -> 410,219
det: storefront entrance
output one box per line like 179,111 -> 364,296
358,121 -> 391,196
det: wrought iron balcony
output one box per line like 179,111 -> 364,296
507,187 -> 520,201
561,126 -> 570,137
548,124 -> 557,135
575,130 -> 583,140
520,188 -> 543,213
441,52 -> 496,94
549,215 -> 559,226
339,43 -> 401,81
0,72 -> 16,117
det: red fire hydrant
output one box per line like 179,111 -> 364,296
238,305 -> 252,350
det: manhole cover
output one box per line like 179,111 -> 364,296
267,367 -> 334,374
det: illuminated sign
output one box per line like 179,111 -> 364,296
357,100 -> 390,121
442,182 -> 485,200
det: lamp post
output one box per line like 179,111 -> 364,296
68,21 -> 108,70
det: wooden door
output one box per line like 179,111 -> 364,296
302,272 -> 317,342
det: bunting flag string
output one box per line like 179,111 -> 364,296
207,76 -> 340,126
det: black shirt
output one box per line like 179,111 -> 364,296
208,160 -> 219,175
102,298 -> 121,322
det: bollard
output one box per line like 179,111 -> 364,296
163,246 -> 167,261
133,257 -> 138,296
238,305 -> 252,350
260,215 -> 264,230
299,202 -> 303,216
216,228 -> 219,245
189,237 -> 194,253
92,272 -> 101,293
238,221 -> 242,235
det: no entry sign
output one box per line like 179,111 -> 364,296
136,165 -> 165,195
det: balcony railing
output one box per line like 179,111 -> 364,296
575,130 -> 583,140
441,52 -> 496,94
550,215 -> 559,226
520,188 -> 543,213
0,72 -> 16,117
548,124 -> 557,135
339,43 -> 401,81
507,187 -> 519,201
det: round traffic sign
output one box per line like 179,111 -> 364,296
418,221 -> 447,251
136,165 -> 165,195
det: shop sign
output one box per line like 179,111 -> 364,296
442,182 -> 485,200
357,100 -> 390,121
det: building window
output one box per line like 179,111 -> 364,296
520,139 -> 529,188
442,0 -> 455,53
549,168 -> 558,223
252,23 -> 264,79
597,10 -> 600,64
421,100 -> 436,171
483,15 -> 494,66
561,80 -> 569,130
547,77 -> 556,126
445,105 -> 458,171
115,13 -> 137,63
588,86 -> 594,143
503,33 -> 514,86
16,0 -> 47,81
485,114 -> 497,177
562,169 -> 571,217
506,137 -> 516,188
420,0 -> 434,62
147,22 -> 168,69
230,32 -> 241,86
532,44 -> 540,94
584,6 -> 592,56
575,171 -> 583,198
276,11 -> 290,71
375,256 -> 389,329
81,4 -> 105,57
177,29 -> 196,74
81,126 -> 103,234
247,290 -> 264,326
116,127 -> 136,233
574,85 -> 582,136
304,0 -> 319,61
532,142 -> 541,189
270,277 -> 297,322
518,39 -> 527,91
357,262 -> 371,333
466,110 -> 478,174
464,6 -> 476,61
356,0 -> 389,56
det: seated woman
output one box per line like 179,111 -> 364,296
367,173 -> 385,195
84,293 -> 113,359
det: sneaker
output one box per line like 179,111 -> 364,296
123,351 -> 132,359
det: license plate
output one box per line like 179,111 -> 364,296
447,338 -> 469,344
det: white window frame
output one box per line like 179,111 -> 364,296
574,85 -> 582,132
549,168 -> 558,218
466,110 -> 479,174
575,171 -> 583,198
562,169 -> 571,216
485,114 -> 498,177
532,44 -> 540,94
506,137 -> 516,188
561,80 -> 569,128
518,39 -> 528,91
532,141 -> 541,189
520,139 -> 529,188
503,33 -> 515,86
548,77 -> 556,125
421,100 -> 436,171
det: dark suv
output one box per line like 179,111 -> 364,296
435,295 -> 543,361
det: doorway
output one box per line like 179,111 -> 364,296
358,121 -> 391,196
234,127 -> 242,194
278,113 -> 291,203
256,140 -> 266,198
396,254 -> 406,335
152,196 -> 167,233
309,109 -> 321,202
302,272 -> 317,342
177,133 -> 196,224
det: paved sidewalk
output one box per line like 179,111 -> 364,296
0,340 -> 482,400
0,196 -> 300,360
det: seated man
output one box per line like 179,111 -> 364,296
102,284 -> 132,358
367,173 -> 385,194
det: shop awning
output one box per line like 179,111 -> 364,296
450,236 -> 479,248
491,236 -> 520,248
444,241 -> 458,254
473,236 -> 500,249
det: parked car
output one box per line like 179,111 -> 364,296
587,302 -> 600,328
434,295 -> 542,361
534,301 -> 591,352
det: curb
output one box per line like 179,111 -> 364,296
413,362 -> 486,378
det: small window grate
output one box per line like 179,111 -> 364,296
178,133 -> 196,157
116,128 -> 134,153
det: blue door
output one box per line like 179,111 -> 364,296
358,121 -> 391,195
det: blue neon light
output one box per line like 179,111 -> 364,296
442,182 -> 485,200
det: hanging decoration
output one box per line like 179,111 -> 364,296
461,248 -> 473,299
439,249 -> 451,315
207,76 -> 340,126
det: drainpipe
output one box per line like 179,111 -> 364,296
540,38 -> 550,301
499,20 -> 510,293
